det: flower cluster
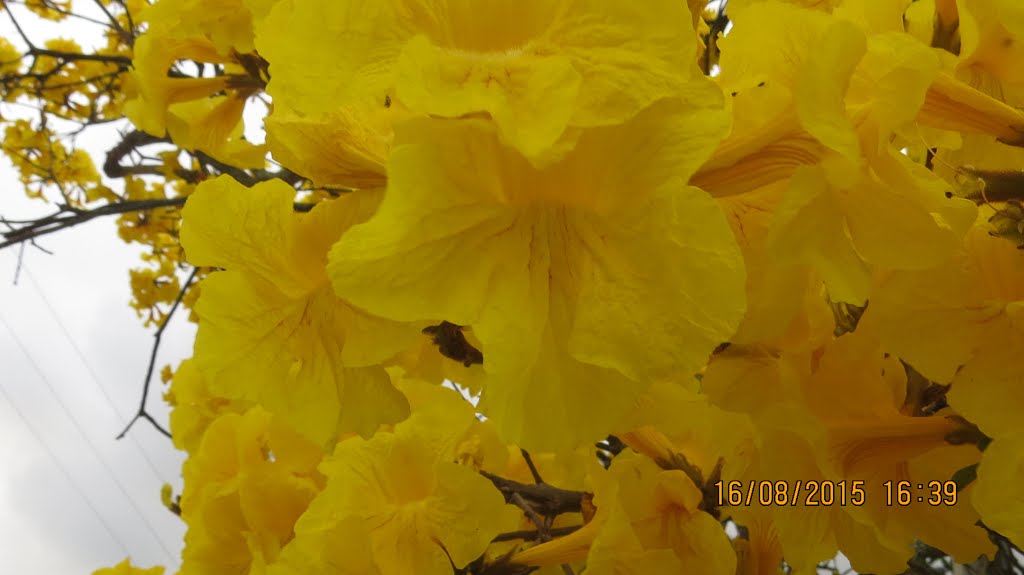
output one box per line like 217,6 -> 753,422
11,0 -> 1017,573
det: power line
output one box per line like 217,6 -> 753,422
22,267 -> 172,484
0,322 -> 131,559
0,312 -> 176,563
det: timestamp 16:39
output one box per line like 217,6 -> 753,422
884,480 -> 958,506
714,480 -> 959,507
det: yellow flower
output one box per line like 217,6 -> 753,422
732,518 -> 785,575
0,37 -> 22,76
179,408 -> 324,575
275,401 -> 515,575
24,0 -> 71,21
701,343 -> 810,415
766,152 -> 976,305
798,322 -> 992,570
584,500 -> 685,575
264,106 -> 397,190
267,515 -> 381,575
329,101 -> 745,451
385,328 -> 486,395
716,184 -> 837,348
516,453 -> 736,575
973,432 -> 1024,548
615,380 -> 757,488
390,376 -> 509,471
166,358 -> 252,454
258,0 -> 713,163
868,216 -> 1024,438
180,176 -> 422,445
141,0 -> 277,55
125,0 -> 276,161
165,96 -> 269,169
91,559 -> 164,575
125,34 -> 235,137
910,0 -> 1024,183
698,2 -> 978,304
702,321 -> 994,573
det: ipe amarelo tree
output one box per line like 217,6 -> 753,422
2,1 -> 1024,574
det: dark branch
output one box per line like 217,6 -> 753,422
0,198 -> 187,250
520,449 -> 543,484
960,168 -> 1024,204
116,267 -> 199,440
28,47 -> 132,65
480,470 -> 584,518
491,525 -> 581,543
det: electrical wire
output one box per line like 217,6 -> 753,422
22,268 -> 173,484
0,322 -> 132,558
0,312 -> 176,563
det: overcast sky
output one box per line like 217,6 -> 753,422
1,5 -> 191,573
0,192 -> 191,574
0,186 -> 194,574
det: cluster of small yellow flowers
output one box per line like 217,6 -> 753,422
113,175 -> 194,327
27,38 -> 121,121
122,0 -> 271,168
21,0 -> 72,21
0,37 -> 21,77
1,118 -> 111,203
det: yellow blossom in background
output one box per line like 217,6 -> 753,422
0,37 -> 20,76
91,559 -> 164,575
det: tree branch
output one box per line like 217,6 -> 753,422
27,47 -> 132,65
491,525 -> 581,543
0,198 -> 187,250
116,266 -> 199,440
480,470 -> 584,518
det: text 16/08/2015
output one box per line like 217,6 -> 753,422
714,480 -> 959,507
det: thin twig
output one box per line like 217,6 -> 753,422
4,5 -> 37,49
0,198 -> 187,250
90,0 -> 133,44
521,448 -> 543,484
13,242 -> 25,285
116,266 -> 199,440
480,470 -> 584,517
27,47 -> 132,65
490,525 -> 581,543
0,196 -> 318,250
512,492 -> 547,532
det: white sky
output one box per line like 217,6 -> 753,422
1,4 -> 190,573
0,193 -> 191,574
